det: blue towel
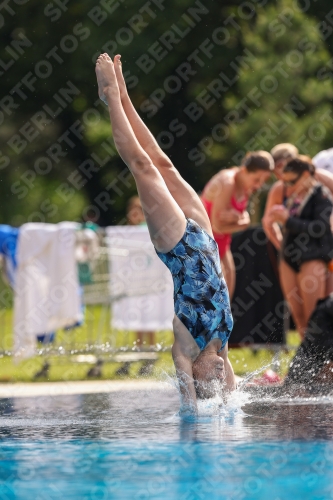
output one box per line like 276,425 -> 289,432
0,225 -> 19,286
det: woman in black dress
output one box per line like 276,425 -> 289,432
267,156 -> 333,338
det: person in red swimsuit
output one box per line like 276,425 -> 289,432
201,151 -> 274,299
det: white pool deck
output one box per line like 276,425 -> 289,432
0,380 -> 173,399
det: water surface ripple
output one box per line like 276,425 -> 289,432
1,387 -> 333,499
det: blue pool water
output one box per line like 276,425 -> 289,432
1,386 -> 333,499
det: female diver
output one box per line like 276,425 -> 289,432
95,53 -> 236,412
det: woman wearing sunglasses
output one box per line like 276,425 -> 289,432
267,156 -> 333,338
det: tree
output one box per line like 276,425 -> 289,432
1,0 -> 333,225
223,0 -> 333,162
219,0 -> 333,218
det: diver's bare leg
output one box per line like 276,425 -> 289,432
95,53 -> 186,253
113,55 -> 212,236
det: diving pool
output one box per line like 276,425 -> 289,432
0,384 -> 333,499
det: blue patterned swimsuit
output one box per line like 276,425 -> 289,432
156,218 -> 233,351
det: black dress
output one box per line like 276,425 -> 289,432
282,184 -> 333,273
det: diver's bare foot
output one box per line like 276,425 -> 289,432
95,53 -> 119,105
113,54 -> 127,101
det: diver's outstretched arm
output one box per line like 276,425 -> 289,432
219,344 -> 237,391
172,342 -> 198,414
172,316 -> 200,413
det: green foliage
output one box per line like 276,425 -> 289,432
0,303 -> 298,382
1,0 -> 333,224
225,0 -> 333,159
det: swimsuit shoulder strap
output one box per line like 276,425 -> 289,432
230,194 -> 247,211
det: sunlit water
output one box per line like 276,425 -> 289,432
1,384 -> 333,499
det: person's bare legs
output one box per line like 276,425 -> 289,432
221,250 -> 235,300
279,260 -> 306,338
297,260 -> 327,326
95,53 -> 186,252
113,54 -> 212,236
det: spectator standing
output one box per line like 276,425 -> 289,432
263,144 -> 333,295
267,156 -> 333,338
262,143 -> 299,249
201,151 -> 274,298
263,144 -> 333,247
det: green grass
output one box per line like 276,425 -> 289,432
0,304 -> 300,382
0,304 -> 174,382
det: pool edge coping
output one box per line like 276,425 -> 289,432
0,380 -> 176,398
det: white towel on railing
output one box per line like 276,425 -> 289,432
14,222 -> 82,358
106,226 -> 174,331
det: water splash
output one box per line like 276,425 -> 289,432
196,388 -> 250,419
157,354 -> 333,418
237,352 -> 282,387
160,370 -> 250,419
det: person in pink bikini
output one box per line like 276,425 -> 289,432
201,151 -> 274,298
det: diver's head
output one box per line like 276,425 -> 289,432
192,353 -> 226,399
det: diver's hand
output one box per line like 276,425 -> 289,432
179,403 -> 198,419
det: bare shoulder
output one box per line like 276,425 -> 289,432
263,180 -> 284,215
203,167 -> 237,199
267,180 -> 284,201
270,180 -> 284,194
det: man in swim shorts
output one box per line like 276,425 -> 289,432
95,53 -> 236,412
